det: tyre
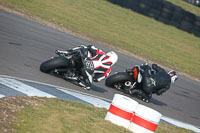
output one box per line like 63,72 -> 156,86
121,0 -> 128,8
164,1 -> 175,10
194,16 -> 200,26
193,30 -> 200,37
158,17 -> 170,24
112,0 -> 121,5
126,0 -> 136,8
40,56 -> 69,73
159,2 -> 174,20
182,11 -> 196,23
179,20 -> 193,32
130,0 -> 140,11
137,2 -> 151,16
191,25 -> 200,37
138,9 -> 150,16
138,0 -> 152,9
169,21 -> 180,28
159,11 -> 173,20
192,25 -> 200,32
171,10 -> 184,23
152,1 -> 164,11
107,0 -> 115,3
105,72 -> 132,87
148,9 -> 161,19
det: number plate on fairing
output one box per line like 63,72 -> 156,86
84,57 -> 94,74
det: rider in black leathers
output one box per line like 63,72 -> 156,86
130,63 -> 178,103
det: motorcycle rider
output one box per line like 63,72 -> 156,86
129,63 -> 178,103
56,45 -> 118,90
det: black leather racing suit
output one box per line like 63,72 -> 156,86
133,64 -> 171,101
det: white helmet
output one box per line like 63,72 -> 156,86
105,51 -> 118,66
168,70 -> 178,83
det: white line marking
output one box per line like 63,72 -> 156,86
0,75 -> 111,102
162,116 -> 200,133
0,94 -> 5,98
57,88 -> 110,109
0,77 -> 56,98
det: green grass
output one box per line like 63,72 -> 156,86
13,98 -> 131,133
0,0 -> 200,79
12,98 -> 195,133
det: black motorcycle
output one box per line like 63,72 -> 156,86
40,48 -> 94,88
105,67 -> 156,100
105,70 -> 137,94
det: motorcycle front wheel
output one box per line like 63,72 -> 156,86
40,56 -> 70,73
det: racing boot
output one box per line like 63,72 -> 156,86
141,93 -> 152,103
78,81 -> 90,90
78,76 -> 91,90
129,89 -> 151,103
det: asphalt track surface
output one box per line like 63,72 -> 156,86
0,9 -> 200,127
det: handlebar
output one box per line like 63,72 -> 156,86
55,49 -> 79,57
55,47 -> 88,58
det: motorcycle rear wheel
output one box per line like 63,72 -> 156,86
105,72 -> 132,89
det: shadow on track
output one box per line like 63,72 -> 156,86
150,98 -> 168,106
91,84 -> 109,93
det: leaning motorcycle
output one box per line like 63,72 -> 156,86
105,67 -> 153,100
105,70 -> 137,94
40,48 -> 94,88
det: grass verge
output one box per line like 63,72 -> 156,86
1,96 -> 194,133
0,0 -> 199,80
13,98 -> 131,133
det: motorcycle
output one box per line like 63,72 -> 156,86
40,48 -> 94,88
105,66 -> 154,101
105,69 -> 138,94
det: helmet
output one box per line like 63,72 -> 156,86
106,51 -> 118,66
168,70 -> 178,83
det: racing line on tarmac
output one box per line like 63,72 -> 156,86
0,75 -> 199,132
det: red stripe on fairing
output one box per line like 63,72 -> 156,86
96,49 -> 105,55
108,104 -> 133,120
103,61 -> 112,64
102,56 -> 110,61
131,115 -> 158,131
92,54 -> 104,61
104,67 -> 111,78
94,66 -> 108,70
96,49 -> 100,55
89,52 -> 93,58
104,73 -> 107,78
